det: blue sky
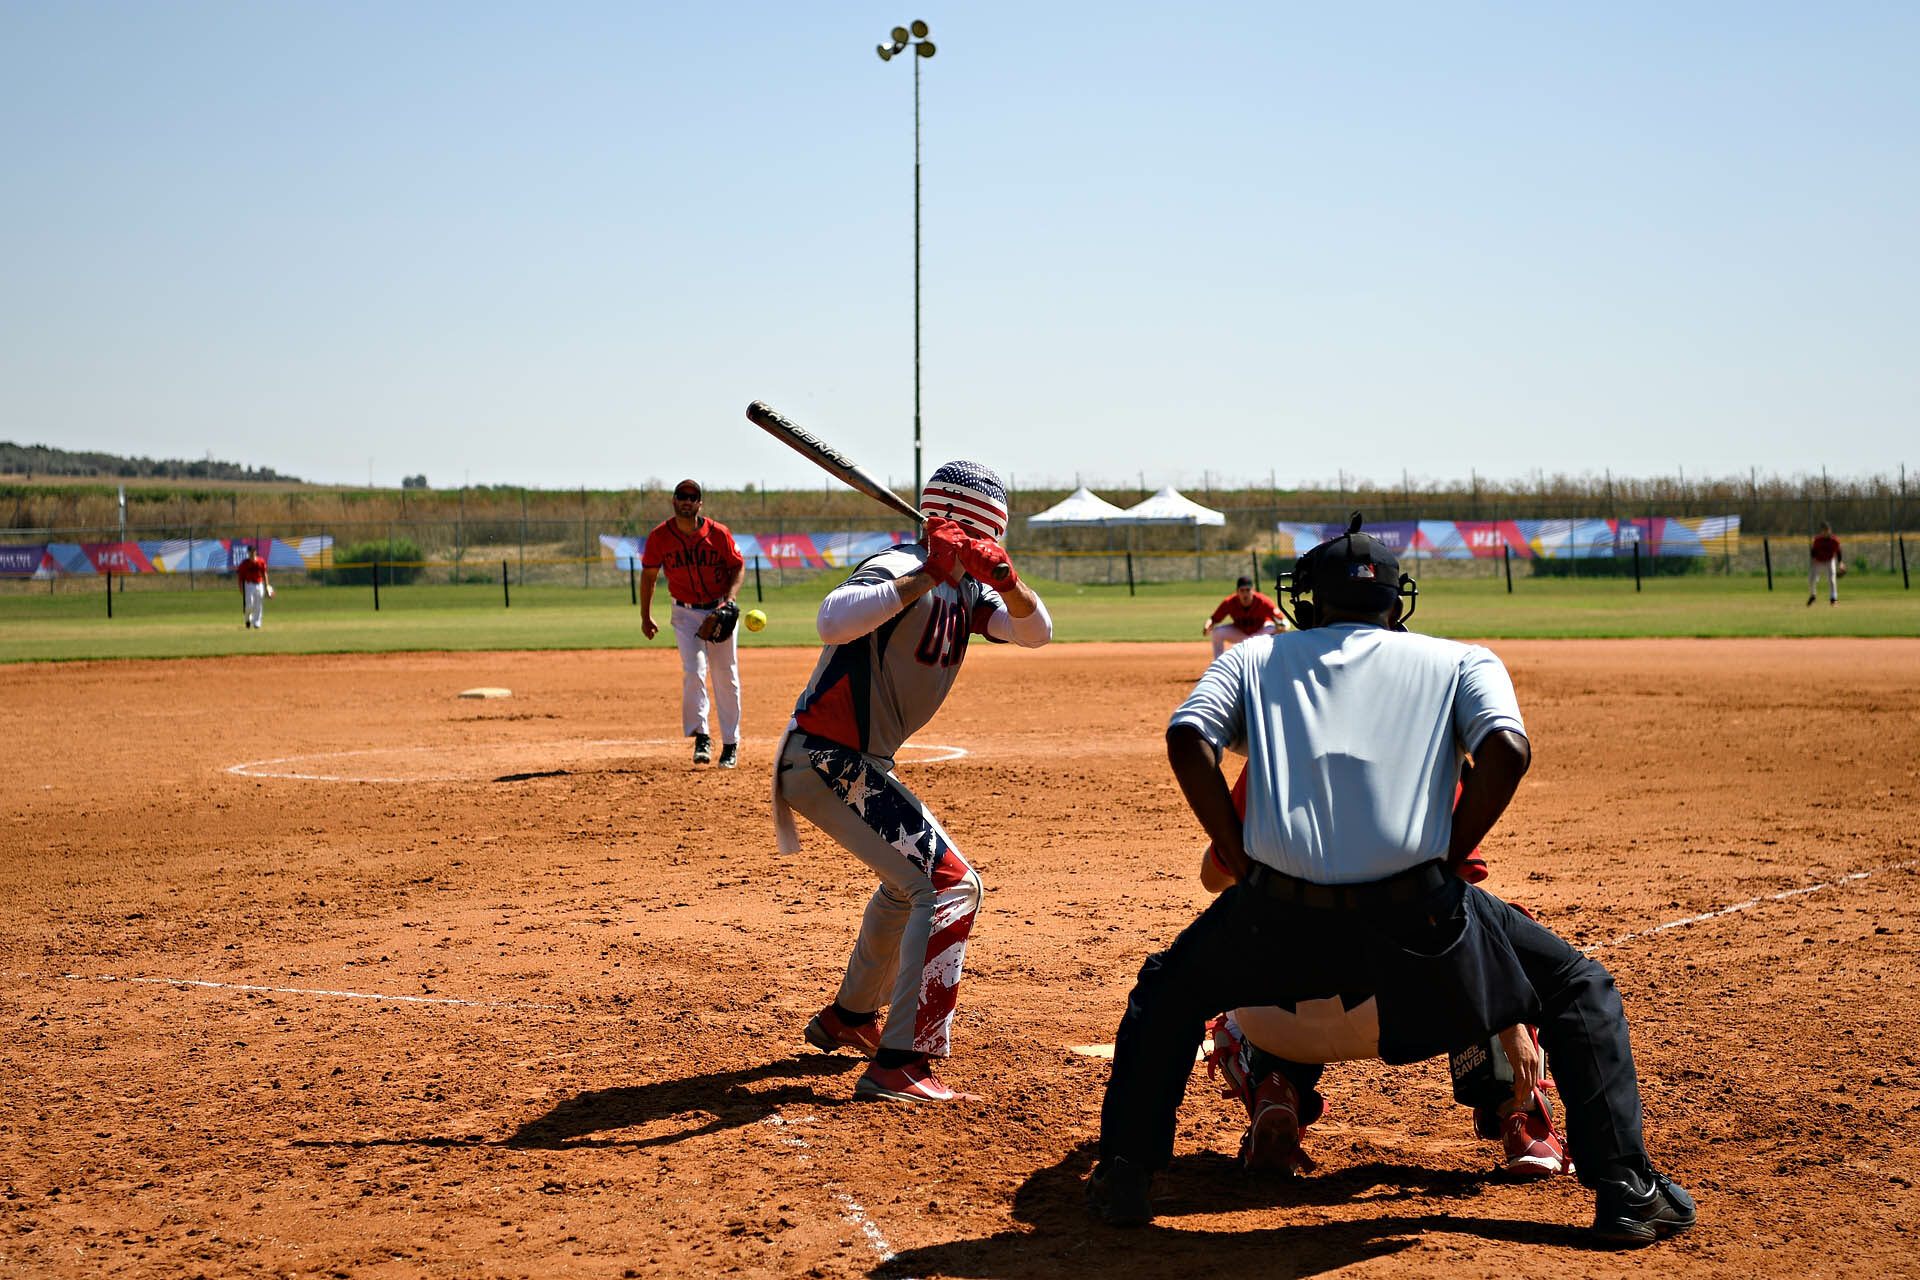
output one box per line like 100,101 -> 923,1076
3,2 -> 1914,494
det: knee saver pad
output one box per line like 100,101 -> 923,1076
1235,996 -> 1382,1065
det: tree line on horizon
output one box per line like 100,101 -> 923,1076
0,441 -> 301,484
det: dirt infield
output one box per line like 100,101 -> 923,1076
5,639 -> 1917,1279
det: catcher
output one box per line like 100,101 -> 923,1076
1088,515 -> 1695,1247
774,461 -> 1052,1103
639,479 -> 746,768
1198,768 -> 1570,1181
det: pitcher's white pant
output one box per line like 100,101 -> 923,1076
670,602 -> 741,742
777,733 -> 983,1057
1211,620 -> 1278,659
242,582 -> 266,628
1809,557 -> 1840,602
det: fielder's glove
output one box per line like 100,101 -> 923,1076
697,601 -> 740,642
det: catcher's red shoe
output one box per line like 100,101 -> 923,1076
1241,1072 -> 1317,1175
854,1058 -> 979,1103
803,1006 -> 882,1059
1500,1089 -> 1573,1178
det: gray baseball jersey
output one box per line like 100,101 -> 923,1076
790,545 -> 1007,759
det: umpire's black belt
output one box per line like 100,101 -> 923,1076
674,598 -> 721,610
1244,859 -> 1448,911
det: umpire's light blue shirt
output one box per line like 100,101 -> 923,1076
1169,623 -> 1527,885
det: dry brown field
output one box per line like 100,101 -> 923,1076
4,639 -> 1917,1279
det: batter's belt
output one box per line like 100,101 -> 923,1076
1243,859 -> 1448,911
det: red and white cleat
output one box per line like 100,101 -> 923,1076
1500,1089 -> 1573,1178
854,1058 -> 979,1103
803,1006 -> 882,1059
1241,1072 -> 1317,1176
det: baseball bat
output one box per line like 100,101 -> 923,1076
744,400 -> 1011,583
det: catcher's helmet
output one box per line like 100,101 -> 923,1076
920,460 -> 1009,542
1281,512 -> 1418,630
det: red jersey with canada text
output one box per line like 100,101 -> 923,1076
1209,590 -> 1280,633
642,516 -> 743,605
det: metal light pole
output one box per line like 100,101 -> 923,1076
877,22 -> 935,500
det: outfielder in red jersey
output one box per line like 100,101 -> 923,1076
1808,522 -> 1844,607
236,544 -> 271,629
1204,576 -> 1286,659
640,480 -> 746,768
775,460 -> 1052,1104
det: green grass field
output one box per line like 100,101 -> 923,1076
1,571 -> 1914,662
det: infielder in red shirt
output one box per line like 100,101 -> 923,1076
236,544 -> 271,629
640,480 -> 746,768
1203,576 -> 1286,659
1808,522 -> 1843,607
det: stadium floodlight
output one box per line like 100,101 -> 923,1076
876,21 -> 936,498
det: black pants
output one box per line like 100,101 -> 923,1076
1098,873 -> 1651,1192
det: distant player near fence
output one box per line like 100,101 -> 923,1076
236,545 -> 271,629
1808,523 -> 1844,607
1203,576 -> 1286,659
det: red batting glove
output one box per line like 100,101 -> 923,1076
922,516 -> 966,584
958,536 -> 1018,589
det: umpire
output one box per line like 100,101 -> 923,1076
1088,516 -> 1696,1247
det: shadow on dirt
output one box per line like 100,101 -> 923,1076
876,1139 -> 1590,1279
289,1053 -> 862,1154
504,1054 -> 861,1149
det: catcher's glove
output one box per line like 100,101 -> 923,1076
697,601 -> 740,642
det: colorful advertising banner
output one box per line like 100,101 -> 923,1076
600,531 -> 911,572
1272,517 -> 1739,559
0,536 -> 333,578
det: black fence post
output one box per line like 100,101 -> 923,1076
106,572 -> 112,618
753,557 -> 763,603
629,562 -> 637,605
373,562 -> 381,612
1250,549 -> 1261,592
503,559 -> 511,609
1632,542 -> 1642,592
1502,544 -> 1513,594
1901,536 -> 1910,590
1763,537 -> 1773,590
1125,550 -> 1136,597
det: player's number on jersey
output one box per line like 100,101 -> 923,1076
914,597 -> 967,668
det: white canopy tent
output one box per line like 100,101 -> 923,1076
1024,486 -> 1130,528
1110,486 -> 1226,526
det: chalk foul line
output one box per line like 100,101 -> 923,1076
31,972 -> 563,1010
1581,857 -> 1920,953
761,1114 -> 908,1273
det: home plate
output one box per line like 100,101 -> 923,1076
458,687 -> 512,699
1071,1041 -> 1213,1061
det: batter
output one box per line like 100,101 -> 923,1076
773,461 -> 1052,1103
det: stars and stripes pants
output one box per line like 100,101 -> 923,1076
777,733 -> 982,1057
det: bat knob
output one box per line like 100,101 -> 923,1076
991,563 -> 1012,583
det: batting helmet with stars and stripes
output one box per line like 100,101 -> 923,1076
920,460 -> 1009,542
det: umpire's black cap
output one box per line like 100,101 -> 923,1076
1303,513 -> 1402,613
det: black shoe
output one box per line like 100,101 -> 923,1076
1807,595 -> 1816,606
717,743 -> 738,769
1592,1169 -> 1696,1246
1086,1158 -> 1154,1227
692,733 -> 712,765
